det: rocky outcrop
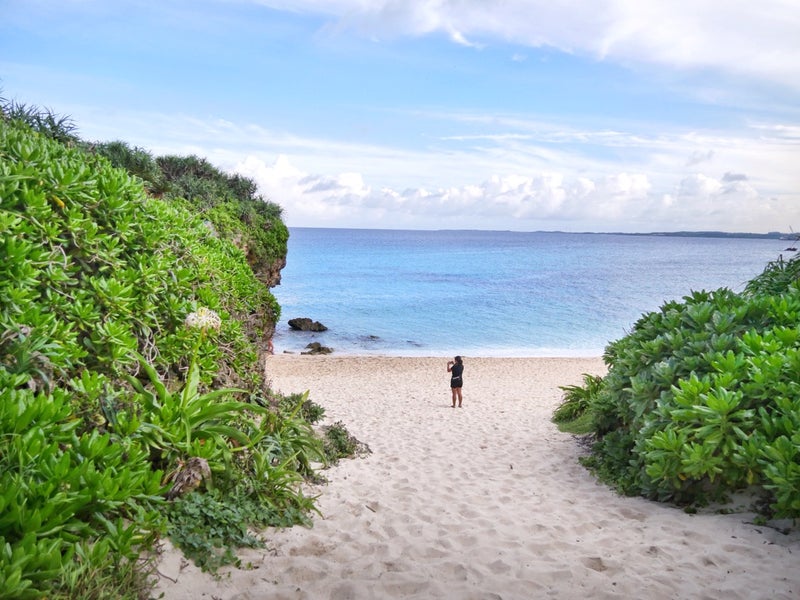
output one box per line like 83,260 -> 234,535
250,253 -> 285,288
301,342 -> 333,355
228,232 -> 286,288
288,317 -> 328,332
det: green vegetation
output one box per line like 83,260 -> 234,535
553,373 -> 604,423
554,255 -> 800,520
0,100 -> 342,597
322,421 -> 372,464
95,146 -> 289,275
553,375 -> 601,435
279,392 -> 327,425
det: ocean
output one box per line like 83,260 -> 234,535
271,228 -> 788,357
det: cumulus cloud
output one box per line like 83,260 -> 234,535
65,99 -> 797,233
235,153 -> 789,232
8,0 -> 796,235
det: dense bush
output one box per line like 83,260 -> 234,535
93,142 -> 288,273
557,256 -> 800,519
91,140 -> 166,196
0,97 -> 80,146
0,115 -> 319,596
0,92 -> 288,287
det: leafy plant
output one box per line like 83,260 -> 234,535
553,373 -> 603,423
166,489 -> 266,572
555,411 -> 594,435
123,348 -> 265,474
1,96 -> 79,145
744,254 -> 800,296
0,104 -> 321,594
257,392 -> 326,477
279,392 -> 326,424
322,421 -> 371,464
153,154 -> 288,270
573,261 -> 800,519
91,139 -> 167,196
0,373 -> 165,599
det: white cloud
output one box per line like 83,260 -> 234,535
55,98 -> 798,234
235,153 -> 795,233
256,0 -> 800,90
6,0 -> 796,235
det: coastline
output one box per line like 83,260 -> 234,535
155,355 -> 800,599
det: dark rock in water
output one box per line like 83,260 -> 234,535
288,317 -> 328,332
301,342 -> 333,355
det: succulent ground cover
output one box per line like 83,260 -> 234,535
554,256 -> 800,522
0,109 -> 361,598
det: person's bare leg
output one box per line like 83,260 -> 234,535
451,388 -> 457,407
456,388 -> 463,407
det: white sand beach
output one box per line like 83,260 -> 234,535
154,355 -> 799,599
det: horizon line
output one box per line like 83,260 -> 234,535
287,226 -> 793,239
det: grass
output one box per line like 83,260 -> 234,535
554,411 -> 594,435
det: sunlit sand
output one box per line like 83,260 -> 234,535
155,355 -> 800,599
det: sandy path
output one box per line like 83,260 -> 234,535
155,355 -> 799,600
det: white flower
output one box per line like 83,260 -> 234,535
184,307 -> 221,331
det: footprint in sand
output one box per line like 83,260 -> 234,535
618,506 -> 648,521
582,556 -> 609,572
488,558 -> 512,574
458,507 -> 480,519
580,555 -> 623,577
441,561 -> 470,581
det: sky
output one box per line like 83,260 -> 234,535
2,0 -> 799,233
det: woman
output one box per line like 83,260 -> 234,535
447,356 -> 464,407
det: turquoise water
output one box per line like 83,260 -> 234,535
272,228 -> 785,357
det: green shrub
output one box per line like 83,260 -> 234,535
322,421 -> 371,464
0,117 -> 273,392
166,489 -> 266,572
744,254 -> 800,296
153,154 -> 289,270
91,140 -> 166,195
0,372 -> 165,598
279,392 -> 326,424
578,268 -> 800,518
0,96 -> 79,145
553,373 -> 604,423
0,113 -> 316,592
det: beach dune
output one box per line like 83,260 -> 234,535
155,356 -> 799,599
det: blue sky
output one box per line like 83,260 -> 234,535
2,0 -> 799,232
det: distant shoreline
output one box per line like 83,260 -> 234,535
612,230 -> 794,240
289,226 -> 795,240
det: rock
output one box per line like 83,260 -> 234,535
301,342 -> 333,355
288,317 -> 328,332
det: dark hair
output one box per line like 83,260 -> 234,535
454,356 -> 462,364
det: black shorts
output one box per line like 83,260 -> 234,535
450,377 -> 463,388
